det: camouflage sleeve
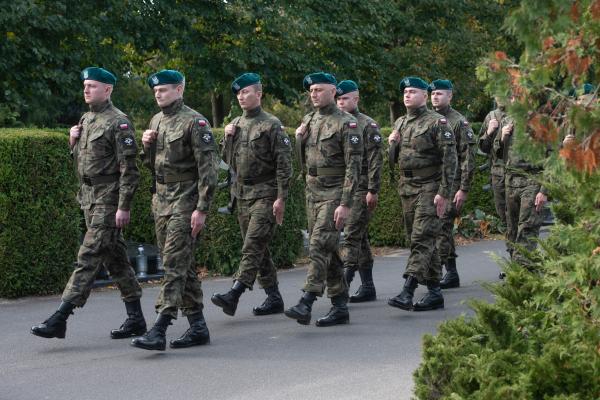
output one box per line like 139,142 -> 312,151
341,118 -> 363,207
270,122 -> 293,200
365,121 -> 383,193
190,117 -> 218,212
478,112 -> 494,154
114,118 -> 140,210
435,119 -> 457,199
458,119 -> 476,192
494,116 -> 513,160
140,114 -> 159,172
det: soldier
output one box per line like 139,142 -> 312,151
335,80 -> 383,302
387,76 -> 457,312
131,70 -> 218,351
429,79 -> 476,289
31,67 -> 145,340
285,72 -> 362,326
211,73 -> 292,316
478,97 -> 508,229
494,96 -> 547,266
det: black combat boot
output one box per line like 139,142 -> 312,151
169,311 -> 210,348
388,276 -> 418,311
211,280 -> 246,316
31,301 -> 75,339
110,299 -> 147,339
440,258 -> 460,289
131,314 -> 173,351
413,281 -> 445,311
315,294 -> 350,327
253,285 -> 284,316
349,268 -> 377,303
284,292 -> 317,325
343,267 -> 355,286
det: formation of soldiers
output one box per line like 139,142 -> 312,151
30,66 -> 550,351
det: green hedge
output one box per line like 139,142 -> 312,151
0,129 -> 80,298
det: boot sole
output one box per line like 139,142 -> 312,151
284,310 -> 311,325
211,296 -> 236,316
31,329 -> 65,339
349,295 -> 376,303
169,337 -> 210,349
130,341 -> 166,351
413,303 -> 445,312
315,317 -> 349,327
387,299 -> 413,311
110,329 -> 147,339
252,306 -> 284,316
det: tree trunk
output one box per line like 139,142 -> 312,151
389,99 -> 403,126
211,90 -> 224,128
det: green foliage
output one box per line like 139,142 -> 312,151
0,129 -> 80,297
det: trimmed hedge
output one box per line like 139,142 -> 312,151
0,129 -> 80,298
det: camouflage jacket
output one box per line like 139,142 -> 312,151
299,102 -> 362,206
221,106 -> 292,201
494,115 -> 545,176
436,105 -> 476,193
141,98 -> 218,216
392,105 -> 457,198
478,107 -> 507,176
72,100 -> 139,211
349,108 -> 383,194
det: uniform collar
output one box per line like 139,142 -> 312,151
407,105 -> 428,120
435,104 -> 451,116
349,107 -> 360,116
89,100 -> 112,113
243,106 -> 262,118
317,102 -> 337,116
161,98 -> 184,115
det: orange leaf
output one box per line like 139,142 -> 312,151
570,1 -> 580,22
543,36 -> 555,50
495,51 -> 508,61
528,114 -> 558,143
590,0 -> 600,19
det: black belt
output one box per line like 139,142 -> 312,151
156,171 -> 198,184
82,173 -> 120,186
240,173 -> 276,185
307,167 -> 346,177
400,165 -> 441,178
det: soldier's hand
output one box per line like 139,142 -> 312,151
388,130 -> 400,144
534,192 -> 547,212
366,192 -> 378,212
487,119 -> 499,135
69,125 -> 82,147
142,129 -> 158,147
273,198 -> 285,225
433,195 -> 447,219
334,205 -> 350,231
224,123 -> 236,137
501,123 -> 513,139
191,210 -> 207,238
115,209 -> 131,228
453,189 -> 468,212
295,123 -> 307,137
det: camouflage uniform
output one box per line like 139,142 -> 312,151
392,105 -> 457,283
63,100 -> 142,307
493,116 -> 545,265
221,106 -> 292,289
434,105 -> 476,265
478,107 -> 508,226
339,110 -> 383,272
299,102 -> 362,297
141,98 -> 218,318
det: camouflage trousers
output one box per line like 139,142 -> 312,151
436,192 -> 459,265
154,212 -> 203,318
339,192 -> 374,271
62,205 -> 142,307
303,198 -> 348,297
400,188 -> 443,284
491,170 -> 507,227
233,197 -> 278,289
505,174 -> 543,265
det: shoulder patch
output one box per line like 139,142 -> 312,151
349,133 -> 361,145
463,120 -> 469,127
370,122 -> 378,128
439,118 -> 447,125
201,131 -> 213,144
198,119 -> 207,127
281,136 -> 291,146
349,122 -> 358,129
444,131 -> 453,139
119,123 -> 129,130
371,133 -> 382,143
121,135 -> 135,146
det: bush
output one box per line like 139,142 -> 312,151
0,129 -> 80,298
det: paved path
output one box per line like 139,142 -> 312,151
0,239 -> 505,400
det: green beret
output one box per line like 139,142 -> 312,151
399,76 -> 429,92
336,80 -> 359,96
81,67 -> 117,85
429,79 -> 453,92
147,69 -> 185,88
231,73 -> 261,94
583,83 -> 595,95
303,72 -> 337,90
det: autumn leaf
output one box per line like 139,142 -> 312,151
570,1 -> 580,22
495,51 -> 508,61
528,113 -> 558,143
590,0 -> 600,19
543,36 -> 555,50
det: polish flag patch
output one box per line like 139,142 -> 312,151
371,122 -> 378,128
439,118 -> 447,124
119,123 -> 129,130
349,122 -> 357,128
198,119 -> 207,127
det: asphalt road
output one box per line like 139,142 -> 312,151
0,239 -> 505,400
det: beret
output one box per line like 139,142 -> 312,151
303,72 -> 337,90
399,76 -> 429,92
336,80 -> 359,96
147,69 -> 185,88
429,79 -> 453,92
231,72 -> 261,94
81,67 -> 117,85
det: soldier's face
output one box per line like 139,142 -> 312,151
83,80 -> 112,104
237,85 -> 262,110
153,84 -> 184,108
336,92 -> 359,113
430,90 -> 452,109
310,84 -> 336,108
403,88 -> 427,109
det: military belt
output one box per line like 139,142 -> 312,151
400,165 -> 441,178
240,173 -> 276,185
155,171 -> 198,184
307,167 -> 346,177
82,173 -> 120,186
